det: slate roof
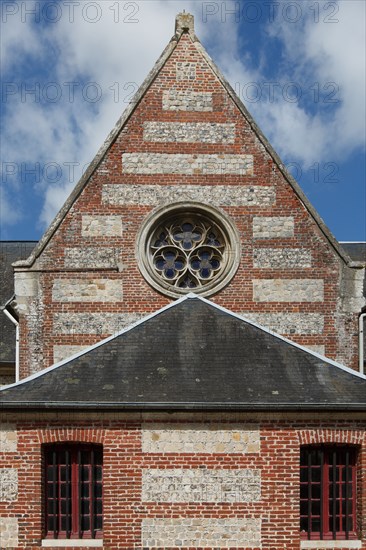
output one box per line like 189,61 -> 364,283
1,295 -> 365,411
340,242 -> 366,264
0,242 -> 37,363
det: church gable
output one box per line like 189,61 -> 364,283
11,13 -> 364,378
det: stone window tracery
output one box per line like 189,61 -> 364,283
137,202 -> 240,298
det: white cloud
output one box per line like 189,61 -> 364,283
258,0 -> 366,163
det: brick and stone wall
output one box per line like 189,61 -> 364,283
13,29 -> 364,378
0,412 -> 365,550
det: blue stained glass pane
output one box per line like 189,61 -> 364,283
175,260 -> 184,270
174,232 -> 183,241
179,276 -> 197,288
199,250 -> 211,261
207,232 -> 220,246
183,240 -> 193,250
192,231 -> 202,241
165,268 -> 175,279
210,259 -> 220,269
155,259 -> 165,270
201,268 -> 211,279
182,223 -> 193,232
164,251 -> 176,260
191,260 -> 200,270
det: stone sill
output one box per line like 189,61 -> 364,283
42,540 -> 103,548
301,541 -> 362,549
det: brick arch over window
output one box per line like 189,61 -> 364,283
299,428 -> 365,446
37,428 -> 105,445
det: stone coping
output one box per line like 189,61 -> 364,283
42,539 -> 103,547
301,540 -> 362,549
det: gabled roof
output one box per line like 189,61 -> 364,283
14,13 -> 360,270
1,295 -> 365,411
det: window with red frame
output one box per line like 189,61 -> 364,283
44,445 -> 102,539
300,446 -> 357,540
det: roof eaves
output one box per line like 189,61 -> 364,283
1,401 -> 366,412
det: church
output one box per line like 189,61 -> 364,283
0,12 -> 365,550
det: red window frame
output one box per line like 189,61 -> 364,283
44,444 -> 103,540
300,445 -> 357,540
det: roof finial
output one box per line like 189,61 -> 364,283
175,11 -> 194,34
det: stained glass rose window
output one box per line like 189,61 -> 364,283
137,203 -> 240,298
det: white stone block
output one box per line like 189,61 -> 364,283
142,468 -> 261,502
81,215 -> 122,237
142,423 -> 260,453
162,90 -> 213,111
253,216 -> 294,238
0,517 -> 18,547
121,153 -> 253,175
103,184 -> 274,207
53,345 -> 89,363
0,424 -> 17,452
52,279 -> 123,302
143,122 -> 235,143
253,279 -> 324,302
142,517 -> 261,547
0,469 -> 18,501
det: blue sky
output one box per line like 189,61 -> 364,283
1,0 -> 365,242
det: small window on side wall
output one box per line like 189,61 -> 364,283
300,445 -> 357,540
44,444 -> 103,539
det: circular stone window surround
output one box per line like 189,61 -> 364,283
136,201 -> 241,298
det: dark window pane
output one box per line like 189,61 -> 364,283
81,516 -> 90,531
81,466 -> 89,482
81,500 -> 90,515
311,467 -> 321,482
81,483 -> 89,498
61,499 -> 71,515
300,468 -> 308,482
47,466 -> 56,482
95,516 -> 103,530
311,500 -> 320,515
300,500 -> 308,515
311,518 -> 320,532
311,484 -> 321,499
48,516 -> 56,531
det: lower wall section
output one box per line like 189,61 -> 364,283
142,518 -> 261,548
0,413 -> 365,550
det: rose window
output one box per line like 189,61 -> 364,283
150,219 -> 225,290
137,203 -> 240,298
